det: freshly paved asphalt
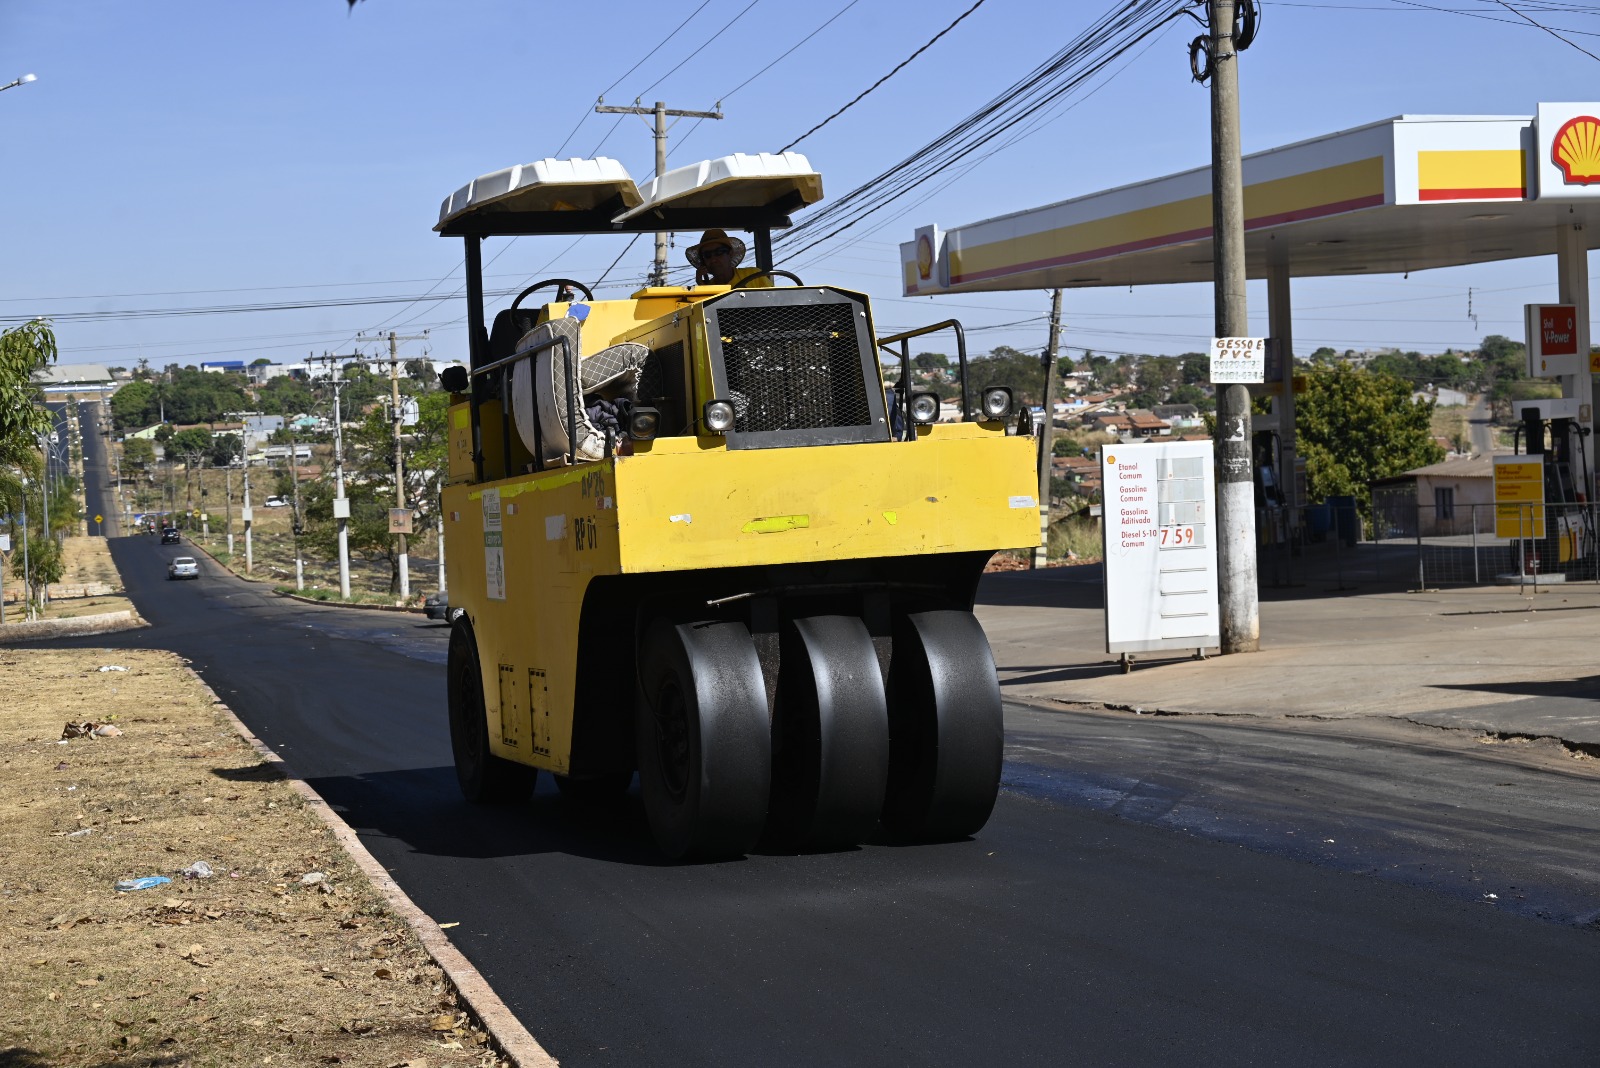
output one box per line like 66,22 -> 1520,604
39,494 -> 1600,1065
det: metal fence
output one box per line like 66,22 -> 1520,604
1253,497 -> 1600,592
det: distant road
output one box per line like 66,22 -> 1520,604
1468,393 -> 1496,456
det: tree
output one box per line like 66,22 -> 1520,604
169,427 -> 214,460
310,389 -> 451,593
111,380 -> 158,430
209,433 -> 242,468
913,352 -> 949,372
1296,367 -> 1444,525
122,437 -> 156,471
0,320 -> 58,475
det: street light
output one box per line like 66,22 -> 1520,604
2,73 -> 37,92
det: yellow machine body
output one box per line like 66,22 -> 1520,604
442,285 -> 1037,775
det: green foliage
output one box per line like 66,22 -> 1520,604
257,374 -> 315,416
1167,383 -> 1214,411
0,320 -> 58,468
154,424 -> 175,444
1296,367 -> 1445,519
297,388 -> 450,594
913,352 -> 949,372
111,380 -> 157,431
299,477 -> 397,582
121,437 -> 156,470
209,433 -> 241,468
110,367 -> 251,430
169,427 -> 215,460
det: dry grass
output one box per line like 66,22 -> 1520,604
4,538 -> 136,626
0,649 -> 505,1068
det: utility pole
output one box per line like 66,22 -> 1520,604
383,331 -> 428,601
594,98 -> 724,285
306,350 -> 363,599
1034,289 -> 1064,569
242,462 -> 253,575
1204,0 -> 1260,653
291,432 -> 304,591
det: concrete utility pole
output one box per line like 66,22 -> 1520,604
384,331 -> 428,601
594,98 -> 724,286
436,475 -> 446,597
242,464 -> 253,575
1034,289 -> 1064,569
290,433 -> 304,591
1206,0 -> 1260,654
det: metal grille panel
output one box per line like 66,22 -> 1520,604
712,301 -> 872,433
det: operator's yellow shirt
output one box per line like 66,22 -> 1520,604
729,267 -> 774,288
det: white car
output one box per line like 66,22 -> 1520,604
167,557 -> 200,581
263,496 -> 289,508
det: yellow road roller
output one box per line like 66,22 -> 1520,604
434,152 -> 1038,859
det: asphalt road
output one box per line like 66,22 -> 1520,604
44,534 -> 1600,1067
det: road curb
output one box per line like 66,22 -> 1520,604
181,665 -> 560,1068
0,608 -> 146,645
182,538 -> 427,615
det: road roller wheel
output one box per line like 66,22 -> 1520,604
882,610 -> 1003,840
636,619 -> 771,860
767,615 -> 890,848
447,621 -> 538,804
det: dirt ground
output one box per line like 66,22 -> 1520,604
3,537 -> 136,626
0,541 -> 508,1066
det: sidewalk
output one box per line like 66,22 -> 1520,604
976,548 -> 1600,752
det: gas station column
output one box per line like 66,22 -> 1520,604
1267,239 -> 1295,509
1556,221 -> 1593,497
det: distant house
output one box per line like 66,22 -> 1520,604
33,363 -> 115,393
1151,403 -> 1203,428
1370,454 -> 1500,537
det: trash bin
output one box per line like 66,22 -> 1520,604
1305,503 -> 1332,542
1327,495 -> 1358,547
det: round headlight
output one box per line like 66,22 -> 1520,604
629,407 -> 660,440
981,386 -> 1013,420
909,392 -> 940,424
703,399 -> 736,434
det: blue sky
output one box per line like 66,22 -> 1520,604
3,0 -> 1597,369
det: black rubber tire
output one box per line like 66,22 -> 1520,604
447,621 -> 538,804
636,619 -> 771,861
881,610 -> 1003,840
767,615 -> 890,848
553,772 -> 634,804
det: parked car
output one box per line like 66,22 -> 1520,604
263,496 -> 289,508
167,556 -> 199,580
160,527 -> 181,544
423,591 -> 461,622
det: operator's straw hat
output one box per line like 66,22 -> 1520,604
685,228 -> 746,269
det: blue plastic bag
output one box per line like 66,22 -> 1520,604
113,876 -> 171,892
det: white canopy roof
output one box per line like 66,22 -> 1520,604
436,153 -> 823,238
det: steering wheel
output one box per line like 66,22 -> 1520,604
732,269 -> 805,289
511,277 -> 595,311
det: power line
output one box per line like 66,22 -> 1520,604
554,0 -> 718,156
774,0 -> 1192,262
778,0 -> 989,153
1488,0 -> 1600,57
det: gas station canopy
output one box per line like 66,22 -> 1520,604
901,103 -> 1600,294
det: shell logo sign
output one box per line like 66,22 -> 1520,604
1551,115 -> 1600,186
916,233 -> 934,280
1537,104 -> 1600,199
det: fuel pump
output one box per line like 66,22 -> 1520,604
1514,407 -> 1594,572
